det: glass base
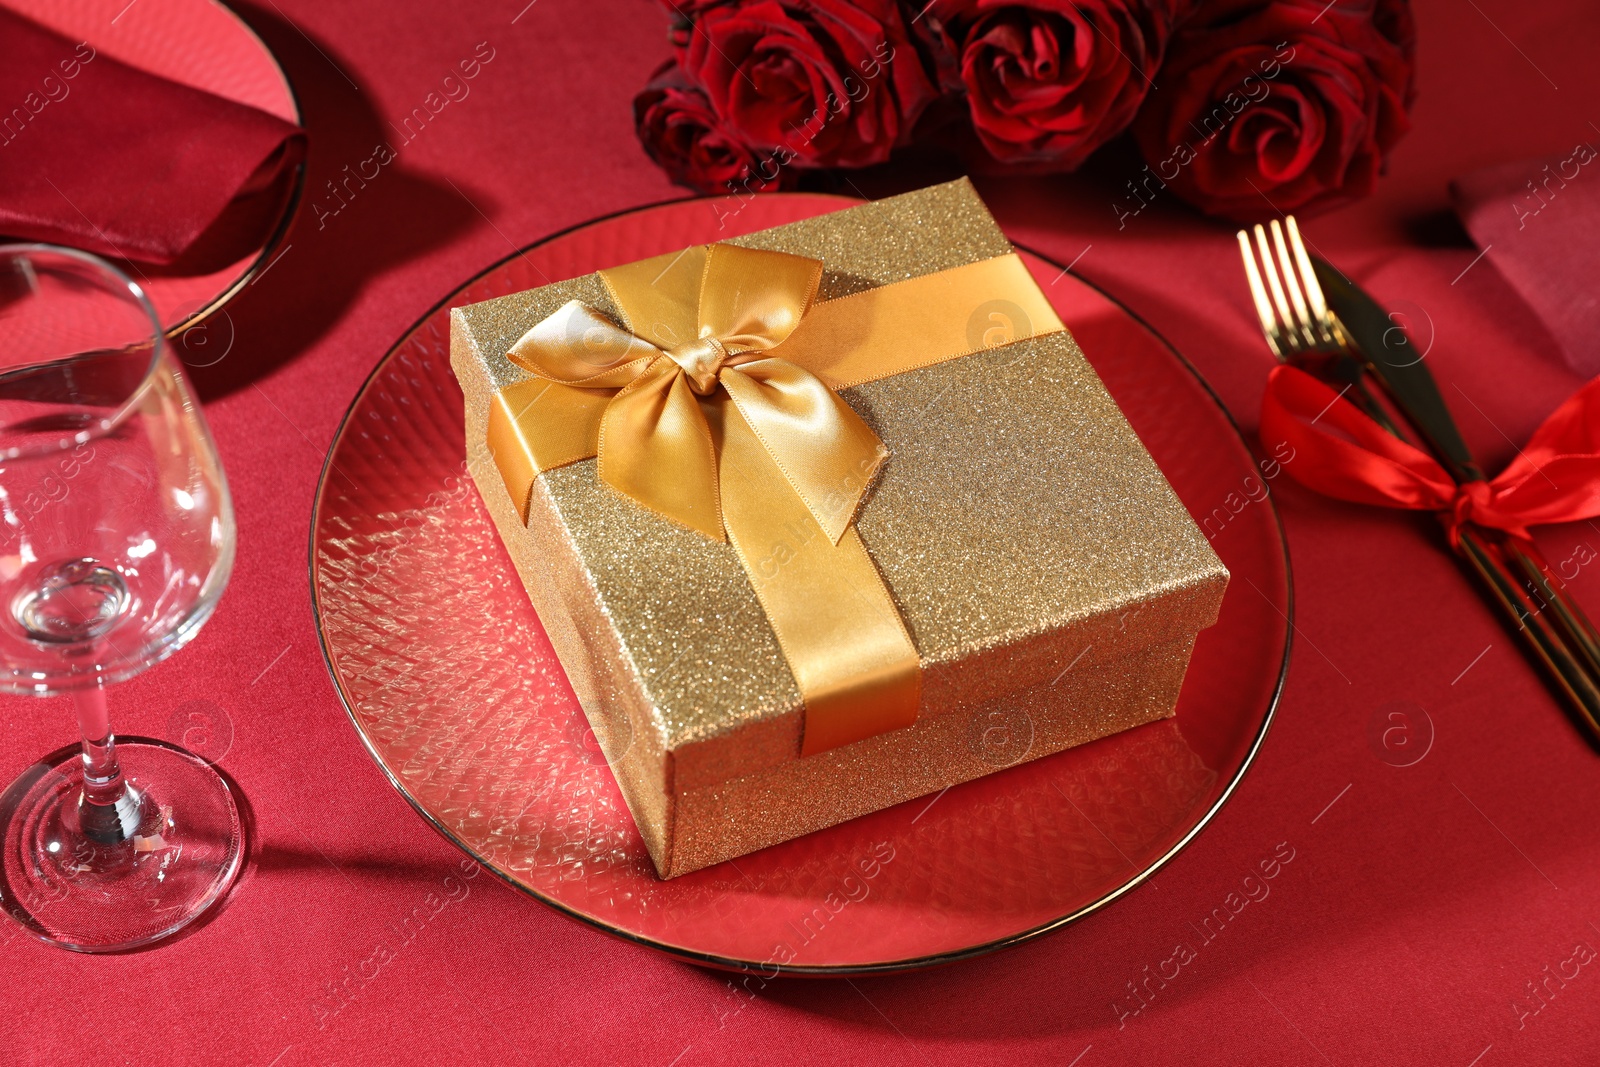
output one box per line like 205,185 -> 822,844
0,737 -> 244,952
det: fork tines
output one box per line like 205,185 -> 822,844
1236,217 -> 1343,359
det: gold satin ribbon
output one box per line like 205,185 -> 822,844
487,243 -> 1063,754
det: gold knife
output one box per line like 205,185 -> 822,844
1313,257 -> 1600,744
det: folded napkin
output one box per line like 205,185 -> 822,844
0,7 -> 305,267
1452,144 -> 1600,376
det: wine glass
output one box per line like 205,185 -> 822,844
0,244 -> 242,951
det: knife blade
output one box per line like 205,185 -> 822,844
1314,258 -> 1600,743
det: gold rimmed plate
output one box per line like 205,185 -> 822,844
310,193 -> 1292,974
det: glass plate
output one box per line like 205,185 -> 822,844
310,194 -> 1292,975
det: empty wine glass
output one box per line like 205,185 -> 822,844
0,244 -> 241,951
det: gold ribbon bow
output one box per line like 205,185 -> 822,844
506,244 -> 884,543
487,241 -> 1064,754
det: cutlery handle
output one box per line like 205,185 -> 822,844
1457,524 -> 1600,743
1504,533 -> 1600,701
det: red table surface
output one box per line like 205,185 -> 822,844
4,1 -> 1599,1064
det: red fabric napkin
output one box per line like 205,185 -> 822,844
1451,143 -> 1600,376
0,7 -> 305,268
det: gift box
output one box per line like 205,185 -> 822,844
450,179 -> 1228,878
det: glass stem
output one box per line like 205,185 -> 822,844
73,685 -> 138,844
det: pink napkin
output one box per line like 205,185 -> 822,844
0,7 -> 305,268
1451,145 -> 1600,375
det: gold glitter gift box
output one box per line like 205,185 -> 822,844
450,180 -> 1228,878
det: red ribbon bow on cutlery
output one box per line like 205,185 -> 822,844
1260,365 -> 1600,545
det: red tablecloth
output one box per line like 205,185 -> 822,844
5,1 -> 1600,1064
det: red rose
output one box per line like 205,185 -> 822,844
926,0 -> 1187,171
633,61 -> 793,194
659,0 -> 717,51
680,0 -> 939,168
1131,0 -> 1417,220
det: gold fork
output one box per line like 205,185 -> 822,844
1239,217 -> 1344,357
1237,219 -> 1402,436
1238,216 -> 1600,744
